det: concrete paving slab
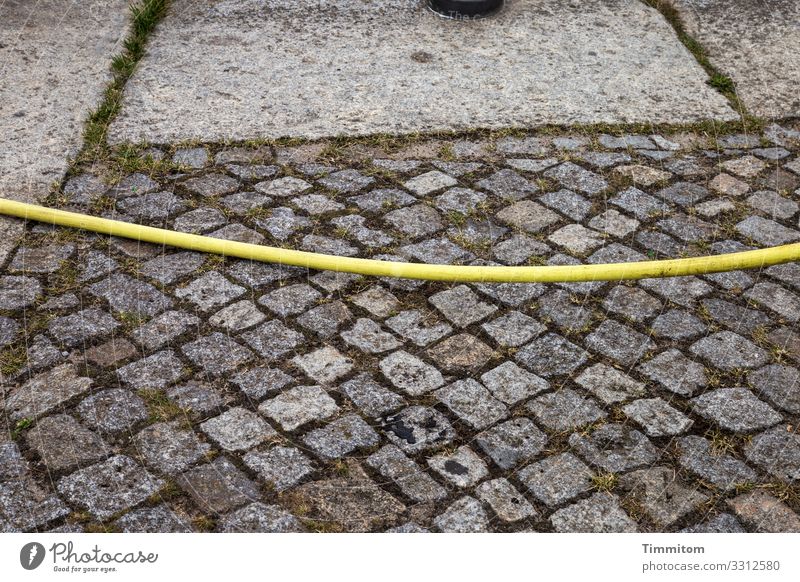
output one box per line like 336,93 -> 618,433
108,0 -> 736,144
0,0 -> 129,202
670,0 -> 800,119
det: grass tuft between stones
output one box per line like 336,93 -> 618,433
78,0 -> 172,164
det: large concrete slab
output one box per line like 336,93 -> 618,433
0,0 -> 129,202
670,0 -> 800,119
108,0 -> 736,144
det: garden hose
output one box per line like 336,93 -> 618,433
1,198 -> 798,283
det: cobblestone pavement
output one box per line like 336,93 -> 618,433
2,124 -> 800,533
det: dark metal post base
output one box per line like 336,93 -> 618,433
429,0 -> 504,19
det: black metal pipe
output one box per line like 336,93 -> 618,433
429,0 -> 504,18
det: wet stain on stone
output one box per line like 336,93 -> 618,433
444,460 -> 468,475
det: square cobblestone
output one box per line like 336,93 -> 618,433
519,452 -> 594,507
434,187 -> 486,214
429,285 -> 498,327
585,319 -> 656,366
492,234 -> 551,265
476,478 -> 536,522
736,215 -> 800,246
254,207 -> 310,240
243,446 -> 314,491
622,398 -> 693,437
297,300 -> 353,338
748,364 -> 800,414
26,414 -> 110,472
348,188 -> 416,213
379,350 -> 444,396
208,300 -> 266,332
515,333 -> 589,377
114,504 -> 192,533
690,332 -> 770,371
677,435 -> 758,490
0,479 -> 69,530
540,188 -> 592,221
551,492 -> 637,532
292,346 -> 353,384
350,286 -> 400,319
476,169 -> 538,200
259,385 -> 339,431
76,389 -> 148,434
657,182 -> 709,207
475,418 -> 548,470
403,170 -> 457,196
201,407 -> 277,451
117,350 -> 185,389
745,282 -> 800,323
303,414 -> 380,460
603,286 -> 661,323
174,272 -> 245,312
366,445 -> 446,503
727,490 -> 800,533
434,496 -> 489,533
339,373 -> 406,418
651,309 -> 707,340
341,318 -> 401,354
427,333 -> 493,373
258,284 -> 321,317
481,310 -> 545,347
89,273 -> 172,318
47,308 -> 120,348
496,200 -> 561,233
183,173 -> 239,197
637,349 -> 707,397
57,455 -> 164,520
10,244 -> 75,274
380,406 -> 455,454
544,162 -> 608,194
428,446 -> 489,488
574,363 -> 646,404
173,207 -> 226,233
133,421 -> 210,475
398,238 -> 474,264
139,252 -> 206,285
182,333 -> 253,377
240,320 -> 305,362
385,310 -> 452,347
383,204 -> 444,239
569,424 -> 659,473
745,429 -> 800,482
691,388 -> 781,433
480,361 -> 549,405
231,367 -> 293,402
167,382 -> 225,416
175,456 -> 259,514
548,224 -> 605,255
131,310 -> 200,351
436,379 -> 508,430
527,389 -> 607,432
619,466 -> 708,528
6,364 -> 93,421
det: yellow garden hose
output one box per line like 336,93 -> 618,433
1,198 -> 798,283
